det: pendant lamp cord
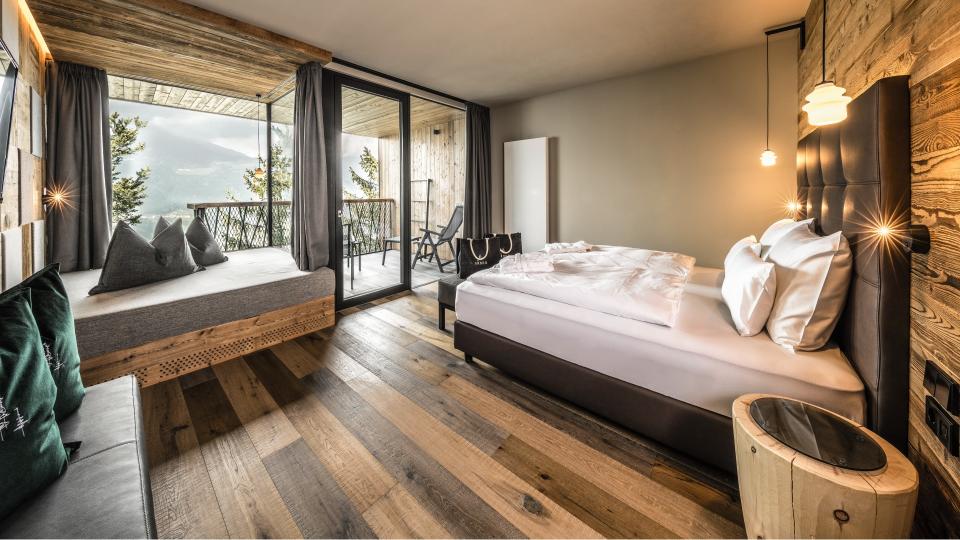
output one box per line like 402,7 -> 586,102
766,33 -> 770,149
256,94 -> 262,161
821,0 -> 827,83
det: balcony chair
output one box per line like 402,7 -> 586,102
413,204 -> 463,273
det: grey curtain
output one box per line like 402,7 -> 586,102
463,102 -> 492,238
45,61 -> 112,272
290,62 -> 329,271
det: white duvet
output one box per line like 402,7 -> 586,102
468,245 -> 696,326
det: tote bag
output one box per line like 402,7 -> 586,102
457,237 -> 502,278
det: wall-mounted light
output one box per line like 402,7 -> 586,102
802,0 -> 850,126
867,215 -> 930,255
43,185 -> 74,213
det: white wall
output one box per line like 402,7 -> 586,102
490,37 -> 798,267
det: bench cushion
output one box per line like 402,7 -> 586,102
61,247 -> 335,359
0,376 -> 155,539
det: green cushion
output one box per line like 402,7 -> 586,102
7,264 -> 85,420
0,288 -> 69,519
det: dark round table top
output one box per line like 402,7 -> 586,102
749,396 -> 887,471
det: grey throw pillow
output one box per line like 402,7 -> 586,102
89,220 -> 202,295
155,217 -> 228,266
186,218 -> 228,266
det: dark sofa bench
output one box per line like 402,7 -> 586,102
0,375 -> 156,538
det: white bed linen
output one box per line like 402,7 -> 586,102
456,267 -> 866,421
468,245 -> 695,327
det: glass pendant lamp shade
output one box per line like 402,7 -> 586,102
802,81 -> 851,126
760,149 -> 777,167
253,166 -> 266,179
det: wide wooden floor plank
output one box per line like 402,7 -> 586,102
305,366 -> 524,539
320,351 -> 603,538
327,317 -> 451,385
142,381 -> 229,539
244,351 -> 396,513
494,435 -> 677,538
270,340 -> 325,378
263,439 -> 375,538
367,305 -> 460,354
441,374 -> 745,538
181,379 -> 302,539
212,359 -> 300,458
362,484 -> 451,539
328,328 -> 510,455
406,338 -> 744,524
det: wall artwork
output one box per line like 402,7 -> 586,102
29,87 -> 39,157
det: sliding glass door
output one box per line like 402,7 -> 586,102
326,74 -> 410,308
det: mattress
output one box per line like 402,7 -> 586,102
62,247 -> 335,359
455,267 -> 866,421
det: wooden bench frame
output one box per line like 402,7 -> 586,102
80,295 -> 335,387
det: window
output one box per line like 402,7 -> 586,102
108,77 -> 277,251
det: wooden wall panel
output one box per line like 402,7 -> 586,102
798,0 -> 960,535
0,3 -> 45,239
377,112 -> 466,262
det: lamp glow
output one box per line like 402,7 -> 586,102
803,81 -> 852,126
253,167 -> 266,180
876,224 -> 892,238
785,199 -> 802,216
44,185 -> 74,212
760,149 -> 777,167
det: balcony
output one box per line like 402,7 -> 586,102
188,199 -> 451,290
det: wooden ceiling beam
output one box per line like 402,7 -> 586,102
28,0 -> 331,99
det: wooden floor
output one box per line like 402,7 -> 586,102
343,250 -> 452,300
143,282 -> 745,539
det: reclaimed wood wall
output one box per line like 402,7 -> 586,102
0,1 -> 46,268
379,115 -> 466,261
798,0 -> 960,535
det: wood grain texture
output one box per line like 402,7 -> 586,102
181,378 -> 302,539
210,359 -> 300,458
799,1 -> 960,535
733,395 -> 918,539
263,439 -> 375,538
141,381 -> 229,539
361,484 -> 451,539
29,0 -> 330,99
79,295 -> 334,387
145,283 -> 748,539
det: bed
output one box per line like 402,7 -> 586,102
454,76 -> 911,472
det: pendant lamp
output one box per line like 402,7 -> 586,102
254,93 -> 266,180
802,0 -> 850,126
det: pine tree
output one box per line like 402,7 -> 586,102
109,112 -> 150,224
240,143 -> 292,201
348,146 -> 379,199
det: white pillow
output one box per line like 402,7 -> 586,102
722,237 -> 777,336
765,225 -> 852,350
759,218 -> 815,258
724,235 -> 760,268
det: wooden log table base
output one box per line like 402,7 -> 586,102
733,394 -> 918,539
80,295 -> 335,387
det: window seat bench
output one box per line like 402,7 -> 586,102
62,247 -> 335,387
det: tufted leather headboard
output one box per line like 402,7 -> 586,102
796,76 -> 911,451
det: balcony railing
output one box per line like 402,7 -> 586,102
187,198 -> 397,255
343,198 -> 396,255
188,201 -> 291,251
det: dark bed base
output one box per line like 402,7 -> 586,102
454,320 -> 737,473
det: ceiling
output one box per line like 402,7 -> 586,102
29,0 -> 331,100
183,0 -> 807,105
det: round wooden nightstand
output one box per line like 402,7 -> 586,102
732,394 -> 918,539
